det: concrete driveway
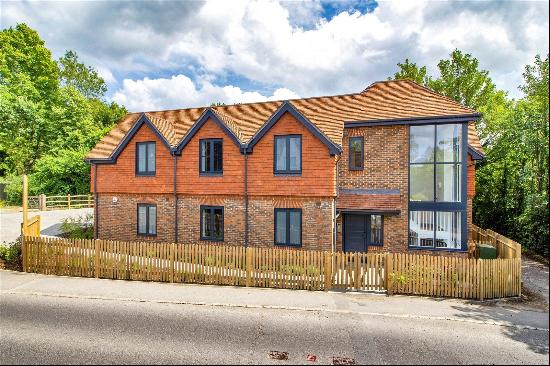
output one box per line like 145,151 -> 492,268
0,208 -> 93,245
0,270 -> 548,365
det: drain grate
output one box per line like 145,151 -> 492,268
332,356 -> 356,365
268,351 -> 289,360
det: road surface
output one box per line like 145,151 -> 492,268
0,270 -> 548,365
0,208 -> 93,244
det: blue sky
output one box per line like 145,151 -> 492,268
2,0 -> 548,112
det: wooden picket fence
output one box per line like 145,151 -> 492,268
471,224 -> 521,259
21,236 -> 521,300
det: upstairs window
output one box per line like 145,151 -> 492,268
274,208 -> 302,247
200,206 -> 224,241
136,142 -> 156,176
200,139 -> 223,175
137,204 -> 157,236
349,136 -> 364,170
274,135 -> 301,175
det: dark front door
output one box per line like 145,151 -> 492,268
344,214 -> 367,252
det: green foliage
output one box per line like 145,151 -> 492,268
0,237 -> 22,263
390,52 -> 549,258
60,213 -> 94,239
0,23 -> 126,201
58,50 -> 107,99
390,58 -> 431,85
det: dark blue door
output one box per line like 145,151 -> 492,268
344,214 -> 367,252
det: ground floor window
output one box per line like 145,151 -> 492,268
274,208 -> 302,247
137,204 -> 156,236
200,206 -> 224,241
409,210 -> 462,249
369,214 -> 383,246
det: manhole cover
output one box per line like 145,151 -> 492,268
268,351 -> 289,360
332,356 -> 355,365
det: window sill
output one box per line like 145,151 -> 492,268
137,234 -> 157,237
274,243 -> 302,248
274,173 -> 302,177
200,237 -> 224,242
408,246 -> 467,253
199,172 -> 223,177
135,173 -> 156,177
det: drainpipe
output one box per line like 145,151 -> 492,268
333,154 -> 341,252
173,153 -> 178,244
93,163 -> 99,239
244,149 -> 249,247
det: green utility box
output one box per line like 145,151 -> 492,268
477,243 -> 497,259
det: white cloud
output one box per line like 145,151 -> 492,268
2,0 -> 548,101
95,66 -> 116,84
112,74 -> 300,112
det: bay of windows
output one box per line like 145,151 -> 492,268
409,123 -> 466,250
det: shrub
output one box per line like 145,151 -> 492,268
60,213 -> 94,239
0,237 -> 22,267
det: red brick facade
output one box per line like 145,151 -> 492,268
92,113 -> 477,257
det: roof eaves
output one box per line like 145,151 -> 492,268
245,101 -> 342,155
85,113 -> 174,163
343,113 -> 482,127
174,108 -> 243,154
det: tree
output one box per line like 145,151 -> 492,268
0,23 -> 126,200
58,50 -> 108,99
429,49 -> 497,110
390,58 -> 431,85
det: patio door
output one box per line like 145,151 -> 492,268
344,214 -> 367,252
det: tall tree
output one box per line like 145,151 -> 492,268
429,49 -> 496,110
58,50 -> 108,99
390,58 -> 431,85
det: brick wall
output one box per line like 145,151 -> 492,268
97,193 -> 334,251
97,193 -> 176,243
337,125 -> 409,252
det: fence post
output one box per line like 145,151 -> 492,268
170,242 -> 175,283
95,239 -> 100,278
386,253 -> 393,295
324,252 -> 332,291
245,247 -> 253,287
38,194 -> 46,211
354,253 -> 360,290
68,194 -> 71,209
479,259 -> 484,301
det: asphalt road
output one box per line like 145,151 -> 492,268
1,280 -> 548,364
0,208 -> 93,244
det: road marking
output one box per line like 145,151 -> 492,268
2,289 -> 548,332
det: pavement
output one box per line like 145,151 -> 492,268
522,255 -> 550,307
0,208 -> 93,244
1,270 -> 548,364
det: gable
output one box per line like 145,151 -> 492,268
245,101 -> 342,155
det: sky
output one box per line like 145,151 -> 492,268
1,0 -> 549,112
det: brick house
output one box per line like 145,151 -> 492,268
86,80 -> 484,256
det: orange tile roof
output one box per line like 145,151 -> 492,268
87,79 -> 482,160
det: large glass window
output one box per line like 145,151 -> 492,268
349,136 -> 364,170
200,139 -> 223,174
274,135 -> 301,174
409,123 -> 466,250
274,208 -> 302,246
137,204 -> 157,236
200,206 -> 223,241
136,142 -> 156,176
410,124 -> 461,202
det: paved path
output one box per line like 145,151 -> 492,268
522,255 -> 549,308
0,208 -> 93,244
1,270 -> 548,364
